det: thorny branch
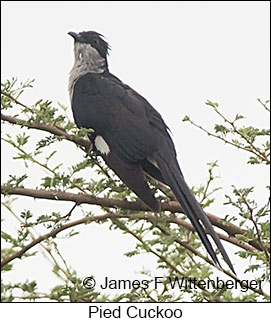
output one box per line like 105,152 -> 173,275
1,186 -> 268,253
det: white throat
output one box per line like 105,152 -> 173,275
68,43 -> 106,101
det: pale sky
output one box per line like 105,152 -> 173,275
1,0 -> 270,317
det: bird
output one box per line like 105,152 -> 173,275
68,30 -> 235,273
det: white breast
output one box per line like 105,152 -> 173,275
68,42 -> 105,102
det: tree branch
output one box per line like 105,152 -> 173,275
1,91 -> 33,111
1,186 -> 262,256
1,210 -> 267,298
1,113 -> 90,150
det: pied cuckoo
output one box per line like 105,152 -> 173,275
68,30 -> 234,273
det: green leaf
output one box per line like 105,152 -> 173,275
182,115 -> 190,122
205,100 -> 219,108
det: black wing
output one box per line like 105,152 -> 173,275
72,72 -> 164,210
71,71 -> 235,273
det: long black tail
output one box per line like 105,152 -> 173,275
154,151 -> 235,274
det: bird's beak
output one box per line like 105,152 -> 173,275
68,31 -> 80,41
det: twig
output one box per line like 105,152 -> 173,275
1,113 -> 90,150
1,91 -> 34,113
240,192 -> 270,264
213,106 -> 269,164
187,118 -> 269,164
257,99 -> 270,112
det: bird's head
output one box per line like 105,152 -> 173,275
68,31 -> 110,59
68,31 -> 110,74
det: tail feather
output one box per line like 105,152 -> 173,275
154,152 -> 235,274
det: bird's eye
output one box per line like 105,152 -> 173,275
92,39 -> 99,45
